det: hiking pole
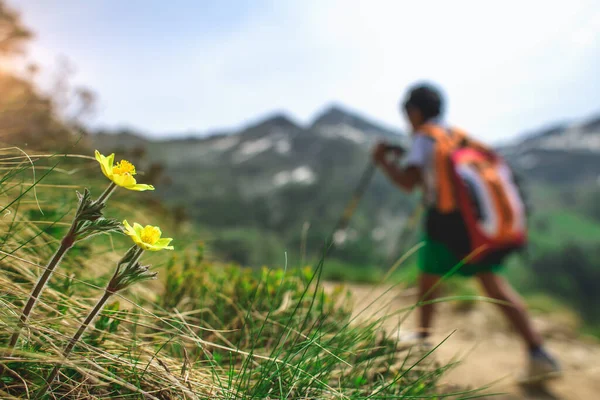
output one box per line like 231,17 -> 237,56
330,161 -> 377,238
328,144 -> 406,247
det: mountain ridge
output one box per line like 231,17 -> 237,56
92,102 -> 600,153
91,103 -> 405,144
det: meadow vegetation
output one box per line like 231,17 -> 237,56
0,152 -> 466,399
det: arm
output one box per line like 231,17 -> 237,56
372,143 -> 422,192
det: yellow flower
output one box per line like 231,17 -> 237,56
95,150 -> 155,191
122,220 -> 174,251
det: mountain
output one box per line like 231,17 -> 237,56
90,105 -> 413,267
90,105 -> 600,266
499,113 -> 600,185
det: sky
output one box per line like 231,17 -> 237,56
9,0 -> 600,143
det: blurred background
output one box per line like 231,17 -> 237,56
2,0 -> 600,338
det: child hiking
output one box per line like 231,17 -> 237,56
372,83 -> 561,383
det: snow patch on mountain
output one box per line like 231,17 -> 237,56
318,123 -> 368,144
211,136 -> 240,151
275,138 -> 291,154
537,124 -> 600,152
273,166 -> 316,187
233,137 -> 273,163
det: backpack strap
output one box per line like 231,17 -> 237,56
417,124 -> 464,213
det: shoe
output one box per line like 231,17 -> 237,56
518,347 -> 562,384
395,331 -> 433,352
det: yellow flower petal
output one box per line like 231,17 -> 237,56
155,238 -> 173,247
133,223 -> 144,237
138,242 -> 153,251
145,242 -> 174,252
111,173 -> 137,188
122,221 -> 142,248
122,220 -> 136,235
95,150 -> 113,179
106,153 -> 115,174
127,183 -> 155,192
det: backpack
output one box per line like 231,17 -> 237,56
418,124 -> 528,265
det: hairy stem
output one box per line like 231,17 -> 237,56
8,183 -> 117,350
41,247 -> 145,396
8,231 -> 75,349
95,182 -> 117,206
41,291 -> 113,397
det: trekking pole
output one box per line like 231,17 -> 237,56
310,160 -> 377,285
330,161 -> 377,238
328,144 -> 406,249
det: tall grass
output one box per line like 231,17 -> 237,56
0,148 -> 485,399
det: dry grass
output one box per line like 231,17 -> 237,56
0,148 -> 469,399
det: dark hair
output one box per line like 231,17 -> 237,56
402,83 -> 444,121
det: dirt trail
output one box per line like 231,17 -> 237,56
325,282 -> 600,400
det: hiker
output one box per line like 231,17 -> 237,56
371,83 -> 561,382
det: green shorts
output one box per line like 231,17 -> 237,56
418,235 -> 505,277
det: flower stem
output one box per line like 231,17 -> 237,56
95,182 -> 117,206
40,291 -> 113,397
41,246 -> 145,396
8,231 -> 75,349
8,183 -> 117,350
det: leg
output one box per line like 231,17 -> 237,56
476,272 -> 542,349
418,273 -> 442,339
476,272 -> 562,381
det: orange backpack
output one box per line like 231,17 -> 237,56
418,124 -> 527,264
